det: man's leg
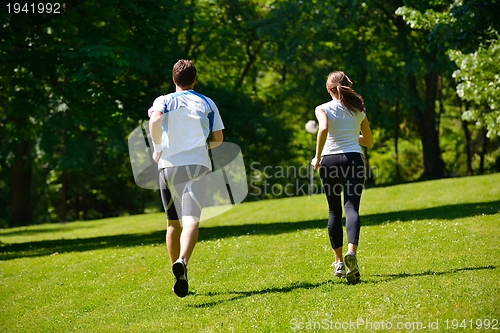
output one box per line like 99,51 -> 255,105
166,219 -> 182,265
170,216 -> 197,298
179,217 -> 199,266
160,167 -> 182,265
177,165 -> 208,266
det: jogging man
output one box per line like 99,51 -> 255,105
148,59 -> 224,297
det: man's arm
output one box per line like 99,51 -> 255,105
149,110 -> 164,162
208,130 -> 223,149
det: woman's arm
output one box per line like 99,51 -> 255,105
208,130 -> 223,149
311,107 -> 328,170
359,116 -> 374,148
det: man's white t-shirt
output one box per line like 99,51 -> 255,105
316,99 -> 366,156
148,90 -> 224,170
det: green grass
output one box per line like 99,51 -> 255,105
1,174 -> 499,332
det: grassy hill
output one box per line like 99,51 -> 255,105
1,174 -> 499,332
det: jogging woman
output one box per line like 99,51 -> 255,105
311,71 -> 373,284
148,60 -> 224,297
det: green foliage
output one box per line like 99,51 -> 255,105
1,0 -> 499,226
395,5 -> 449,30
394,0 -> 500,181
200,86 -> 294,167
398,0 -> 500,138
0,1 -> 217,224
368,129 -> 424,185
449,42 -> 500,137
436,0 -> 500,53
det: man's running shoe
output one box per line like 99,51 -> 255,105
344,251 -> 360,285
172,258 -> 188,297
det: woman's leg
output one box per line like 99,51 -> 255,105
341,153 -> 364,284
319,154 -> 344,262
342,153 -> 365,253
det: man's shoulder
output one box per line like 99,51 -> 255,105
190,91 -> 218,111
152,94 -> 173,103
190,90 -> 214,102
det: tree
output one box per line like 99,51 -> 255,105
450,43 -> 500,137
258,0 -> 448,179
0,0 -> 189,225
397,0 -> 500,137
1,0 -> 300,225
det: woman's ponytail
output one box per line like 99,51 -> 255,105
326,72 -> 365,113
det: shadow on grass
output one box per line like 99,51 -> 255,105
0,231 -> 166,261
370,265 -> 497,282
0,222 -> 106,237
1,200 -> 498,260
189,265 -> 497,308
360,200 -> 499,226
189,280 -> 333,308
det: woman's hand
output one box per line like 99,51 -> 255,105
311,157 -> 321,170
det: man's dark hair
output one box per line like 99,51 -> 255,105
172,60 -> 197,88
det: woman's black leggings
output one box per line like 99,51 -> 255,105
318,153 -> 365,249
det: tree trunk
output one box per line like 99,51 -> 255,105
436,76 -> 445,134
9,141 -> 33,226
235,40 -> 265,90
407,73 -> 445,179
59,128 -> 68,223
60,169 -> 68,223
479,127 -> 489,175
461,119 -> 473,176
394,100 -> 401,183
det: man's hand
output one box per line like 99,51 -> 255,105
152,151 -> 162,163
